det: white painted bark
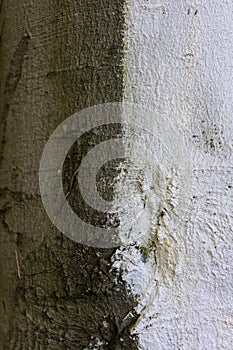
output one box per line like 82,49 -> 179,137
113,1 -> 233,349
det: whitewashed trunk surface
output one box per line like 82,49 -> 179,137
113,1 -> 233,349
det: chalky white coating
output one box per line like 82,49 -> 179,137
113,1 -> 233,349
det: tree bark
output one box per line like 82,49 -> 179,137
120,1 -> 233,349
1,1 -> 232,350
0,1 -> 139,349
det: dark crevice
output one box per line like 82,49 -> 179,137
0,34 -> 30,165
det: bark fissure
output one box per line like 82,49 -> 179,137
0,34 -> 30,164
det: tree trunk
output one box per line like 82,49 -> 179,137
1,1 -> 232,350
120,1 -> 233,349
0,1 -> 139,349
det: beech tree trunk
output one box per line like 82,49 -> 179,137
0,1 -> 139,349
1,1 -> 232,350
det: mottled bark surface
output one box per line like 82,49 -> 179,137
0,1 -> 139,349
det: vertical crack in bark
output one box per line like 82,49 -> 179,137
0,34 -> 30,164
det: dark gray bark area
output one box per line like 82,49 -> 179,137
0,1 -> 139,349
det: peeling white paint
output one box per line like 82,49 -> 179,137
113,1 -> 233,349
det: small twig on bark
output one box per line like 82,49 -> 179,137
65,166 -> 80,199
15,250 -> 21,279
51,166 -> 80,227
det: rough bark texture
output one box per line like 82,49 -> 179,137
1,1 -> 232,349
0,1 -> 139,349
